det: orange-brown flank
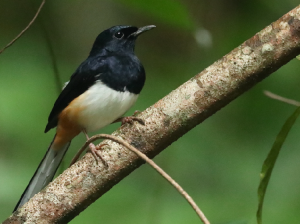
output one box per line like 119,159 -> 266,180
52,102 -> 84,151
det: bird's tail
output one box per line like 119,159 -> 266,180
14,135 -> 70,211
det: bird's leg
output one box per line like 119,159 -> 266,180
113,110 -> 145,126
83,129 -> 108,166
87,141 -> 108,166
70,129 -> 108,167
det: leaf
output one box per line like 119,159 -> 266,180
118,0 -> 195,30
257,106 -> 300,224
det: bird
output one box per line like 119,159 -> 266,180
14,24 -> 155,211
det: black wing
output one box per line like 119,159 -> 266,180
45,53 -> 145,133
44,56 -> 107,133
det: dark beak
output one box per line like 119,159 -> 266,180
129,25 -> 156,37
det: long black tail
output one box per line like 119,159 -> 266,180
14,136 -> 70,211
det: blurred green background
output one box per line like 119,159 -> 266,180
1,0 -> 300,223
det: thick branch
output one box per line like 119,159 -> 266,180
5,5 -> 300,224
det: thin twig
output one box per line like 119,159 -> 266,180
75,134 -> 210,224
70,141 -> 87,166
264,91 -> 300,106
38,18 -> 63,93
0,0 -> 46,54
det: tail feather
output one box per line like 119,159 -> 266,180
14,136 -> 70,211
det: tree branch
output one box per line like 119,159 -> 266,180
84,134 -> 210,224
0,0 -> 45,54
4,4 -> 300,224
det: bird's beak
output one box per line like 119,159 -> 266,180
129,25 -> 156,37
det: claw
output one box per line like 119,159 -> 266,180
88,143 -> 108,167
70,129 -> 109,167
133,110 -> 141,116
121,116 -> 145,126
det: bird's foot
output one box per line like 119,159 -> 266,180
113,111 -> 145,126
121,116 -> 145,126
133,110 -> 142,116
69,129 -> 109,167
88,143 -> 108,167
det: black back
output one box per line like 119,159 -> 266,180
45,25 -> 146,133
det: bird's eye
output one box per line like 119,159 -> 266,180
114,31 -> 124,39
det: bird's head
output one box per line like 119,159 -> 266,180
89,25 -> 155,56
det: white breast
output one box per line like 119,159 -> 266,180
67,82 -> 138,132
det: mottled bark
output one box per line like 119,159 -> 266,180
4,5 -> 300,224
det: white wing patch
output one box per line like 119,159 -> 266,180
95,74 -> 101,78
62,81 -> 69,90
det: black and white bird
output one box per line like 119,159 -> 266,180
14,25 -> 155,211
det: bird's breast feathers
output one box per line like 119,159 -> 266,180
65,81 -> 138,132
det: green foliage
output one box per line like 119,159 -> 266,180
118,0 -> 195,30
257,106 -> 300,224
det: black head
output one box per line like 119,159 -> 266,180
89,25 -> 155,56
